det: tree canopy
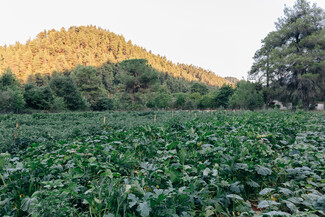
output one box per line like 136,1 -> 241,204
0,26 -> 231,87
250,0 -> 325,110
0,62 -> 237,113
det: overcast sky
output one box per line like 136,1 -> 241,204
1,0 -> 325,79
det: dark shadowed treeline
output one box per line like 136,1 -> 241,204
2,59 -> 260,113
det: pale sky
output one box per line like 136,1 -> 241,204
1,0 -> 325,79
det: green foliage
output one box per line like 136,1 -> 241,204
27,73 -> 50,87
0,59 -> 235,113
52,96 -> 67,111
24,84 -> 54,110
153,86 -> 172,109
174,93 -> 186,109
0,69 -> 25,113
250,0 -> 325,110
0,111 -> 324,216
70,65 -> 107,109
165,76 -> 190,93
191,82 -> 209,95
98,63 -> 117,93
94,97 -> 114,111
198,94 -> 214,109
214,84 -> 234,108
0,26 -> 232,87
119,59 -> 158,93
0,68 -> 19,90
0,88 -> 25,113
49,75 -> 85,110
185,92 -> 202,109
230,81 -> 264,110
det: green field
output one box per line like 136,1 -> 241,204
0,111 -> 198,154
0,111 -> 324,216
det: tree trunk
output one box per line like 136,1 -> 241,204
265,54 -> 270,109
302,99 -> 310,111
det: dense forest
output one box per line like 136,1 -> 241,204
0,26 -> 230,86
1,0 -> 324,112
1,25 -> 264,113
1,59 -> 264,112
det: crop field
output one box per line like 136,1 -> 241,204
0,111 -> 324,216
0,111 -> 196,154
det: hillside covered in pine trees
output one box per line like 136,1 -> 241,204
0,25 -> 230,86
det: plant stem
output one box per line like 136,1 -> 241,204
0,173 -> 6,185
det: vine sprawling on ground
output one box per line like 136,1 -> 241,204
0,110 -> 324,216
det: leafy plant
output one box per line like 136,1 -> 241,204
0,111 -> 324,216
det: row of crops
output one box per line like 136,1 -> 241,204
0,111 -> 197,154
0,111 -> 324,216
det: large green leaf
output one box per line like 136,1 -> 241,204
255,165 -> 272,176
137,201 -> 151,217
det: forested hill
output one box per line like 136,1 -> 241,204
0,25 -> 230,86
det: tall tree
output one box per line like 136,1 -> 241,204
70,65 -> 106,108
0,68 -> 18,90
250,0 -> 325,110
191,82 -> 209,95
0,68 -> 25,112
229,81 -> 264,111
214,84 -> 235,108
24,84 -> 54,110
118,59 -> 158,99
49,75 -> 85,110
